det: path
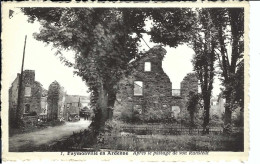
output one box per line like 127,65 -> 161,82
9,119 -> 91,152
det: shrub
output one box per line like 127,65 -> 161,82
142,109 -> 164,123
25,111 -> 37,116
120,108 -> 133,122
210,114 -> 224,127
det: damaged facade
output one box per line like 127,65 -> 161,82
9,70 -> 45,127
114,46 -> 198,121
9,70 -> 92,128
47,81 -> 66,121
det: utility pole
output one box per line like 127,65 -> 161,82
16,35 -> 27,128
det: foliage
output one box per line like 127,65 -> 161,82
186,91 -> 201,127
209,114 -> 224,127
22,8 -> 147,133
21,8 -> 199,134
147,8 -> 196,47
120,108 -> 134,123
208,8 -> 244,132
120,107 -> 175,124
233,59 -> 244,111
142,109 -> 164,123
101,133 -> 243,151
232,107 -> 244,127
148,8 -> 217,132
27,111 -> 37,116
191,9 -> 218,133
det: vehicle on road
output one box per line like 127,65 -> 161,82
80,107 -> 92,120
68,113 -> 80,122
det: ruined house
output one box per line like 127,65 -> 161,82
47,81 -> 66,121
39,88 -> 48,121
114,46 -> 198,121
9,70 -> 44,127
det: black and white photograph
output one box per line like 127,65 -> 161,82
1,2 -> 249,161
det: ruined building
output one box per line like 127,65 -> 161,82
9,70 -> 44,127
114,46 -> 198,121
181,73 -> 199,101
9,70 -> 78,126
47,81 -> 66,121
39,88 -> 48,121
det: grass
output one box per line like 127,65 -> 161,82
31,121 -> 244,152
102,133 -> 244,151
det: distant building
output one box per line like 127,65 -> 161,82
217,93 -> 226,115
9,70 -> 45,127
209,94 -> 226,117
63,95 -> 89,120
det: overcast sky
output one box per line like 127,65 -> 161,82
4,8 -> 221,97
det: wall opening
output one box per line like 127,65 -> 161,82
134,104 -> 142,114
171,106 -> 180,118
25,87 -> 31,97
144,62 -> 151,72
24,104 -> 30,113
134,81 -> 143,96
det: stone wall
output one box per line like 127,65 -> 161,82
115,46 -> 183,121
47,81 -> 66,121
23,81 -> 43,115
22,70 -> 42,115
9,70 -> 43,127
180,73 -> 198,101
9,74 -> 20,127
40,89 -> 48,114
58,86 -> 66,118
179,72 -> 199,123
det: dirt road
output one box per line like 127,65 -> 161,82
9,119 -> 91,152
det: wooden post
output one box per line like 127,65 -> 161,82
16,35 -> 27,128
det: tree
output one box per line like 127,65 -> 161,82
186,91 -> 200,127
190,9 -> 218,134
147,8 -> 196,48
234,59 -> 244,114
22,8 -> 202,146
147,8 -> 217,133
22,8 -> 147,140
209,8 -> 244,132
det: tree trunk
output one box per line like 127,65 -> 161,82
190,111 -> 195,128
92,85 -> 109,133
203,96 -> 210,134
107,89 -> 117,120
80,84 -> 109,148
223,93 -> 232,133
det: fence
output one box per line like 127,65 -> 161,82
120,125 -> 223,135
59,125 -> 243,151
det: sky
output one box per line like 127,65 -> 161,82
4,8 -> 89,96
4,8 -> 221,97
